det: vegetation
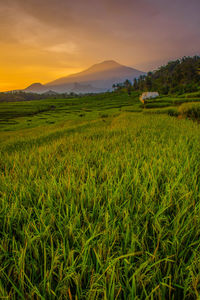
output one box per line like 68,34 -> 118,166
0,92 -> 142,132
1,91 -> 200,299
178,102 -> 200,119
134,56 -> 200,95
0,91 -> 86,103
113,56 -> 200,96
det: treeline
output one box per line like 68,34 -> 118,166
114,56 -> 200,95
0,91 -> 83,102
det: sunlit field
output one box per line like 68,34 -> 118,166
1,92 -> 200,299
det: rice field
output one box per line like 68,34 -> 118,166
1,94 -> 200,299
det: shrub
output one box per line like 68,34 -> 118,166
178,102 -> 200,119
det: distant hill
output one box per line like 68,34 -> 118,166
24,60 -> 145,94
24,83 -> 47,93
133,56 -> 200,94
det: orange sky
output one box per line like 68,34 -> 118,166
0,0 -> 200,91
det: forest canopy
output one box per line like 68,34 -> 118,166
132,56 -> 200,95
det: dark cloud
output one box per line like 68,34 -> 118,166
2,0 -> 200,53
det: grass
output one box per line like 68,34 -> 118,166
1,92 -> 200,299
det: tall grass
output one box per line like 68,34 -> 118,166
1,113 -> 200,299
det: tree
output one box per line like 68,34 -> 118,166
124,79 -> 132,96
132,56 -> 200,95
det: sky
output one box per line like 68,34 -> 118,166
0,0 -> 200,91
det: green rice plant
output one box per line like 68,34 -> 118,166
143,106 -> 178,116
1,91 -> 200,298
184,91 -> 200,98
1,111 -> 200,299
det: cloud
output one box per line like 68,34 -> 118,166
45,42 -> 78,54
0,0 -> 199,90
1,0 -> 200,51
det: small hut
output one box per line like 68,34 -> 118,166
139,92 -> 159,104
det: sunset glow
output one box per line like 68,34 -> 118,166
0,0 -> 200,91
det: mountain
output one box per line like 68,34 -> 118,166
24,83 -> 48,93
24,60 -> 145,94
71,82 -> 104,93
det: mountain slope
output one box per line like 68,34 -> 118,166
24,60 -> 145,93
46,60 -> 144,86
